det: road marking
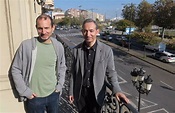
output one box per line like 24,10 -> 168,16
147,108 -> 169,113
135,97 -> 157,110
117,58 -> 124,62
118,69 -> 125,75
117,69 -> 127,84
160,81 -> 173,89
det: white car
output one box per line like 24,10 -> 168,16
152,51 -> 175,63
96,33 -> 100,37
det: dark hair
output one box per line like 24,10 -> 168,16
36,14 -> 54,27
82,18 -> 99,29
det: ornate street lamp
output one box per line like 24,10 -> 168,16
36,0 -> 45,5
36,0 -> 46,13
130,67 -> 153,112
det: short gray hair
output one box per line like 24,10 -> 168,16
82,18 -> 99,29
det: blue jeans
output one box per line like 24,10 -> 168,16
25,91 -> 60,113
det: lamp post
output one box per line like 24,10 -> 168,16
36,0 -> 46,14
89,8 -> 97,20
130,67 -> 153,112
78,5 -> 82,18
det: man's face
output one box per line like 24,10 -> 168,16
36,18 -> 55,41
82,22 -> 99,45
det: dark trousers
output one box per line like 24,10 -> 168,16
24,91 -> 60,113
77,86 -> 101,113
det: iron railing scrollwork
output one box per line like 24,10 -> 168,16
55,34 -> 138,113
55,34 -> 73,74
102,83 -> 139,113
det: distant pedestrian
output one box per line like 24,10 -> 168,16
8,14 -> 67,113
69,18 -> 129,113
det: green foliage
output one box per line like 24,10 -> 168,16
121,0 -> 175,33
131,32 -> 160,44
135,0 -> 153,31
167,41 -> 175,49
122,3 -> 137,22
144,25 -> 152,33
153,0 -> 175,29
53,19 -> 62,25
115,19 -> 135,32
55,17 -> 81,27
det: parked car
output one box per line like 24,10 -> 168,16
114,36 -> 131,47
101,33 -> 112,41
96,33 -> 100,37
102,35 -> 112,41
144,44 -> 159,52
118,37 -> 131,47
152,51 -> 175,63
115,35 -> 127,41
101,31 -> 112,41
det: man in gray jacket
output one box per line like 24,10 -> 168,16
9,14 -> 67,113
69,18 -> 129,113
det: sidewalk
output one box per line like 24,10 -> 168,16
0,75 -> 25,113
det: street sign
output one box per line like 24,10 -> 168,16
125,27 -> 135,34
159,42 -> 166,52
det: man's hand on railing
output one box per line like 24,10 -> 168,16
115,92 -> 130,104
119,97 -> 139,113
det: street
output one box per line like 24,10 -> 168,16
55,29 -> 175,113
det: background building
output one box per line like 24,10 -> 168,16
64,8 -> 105,21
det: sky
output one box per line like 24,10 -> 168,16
54,0 -> 155,19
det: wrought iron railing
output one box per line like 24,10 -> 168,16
55,34 -> 139,113
102,83 -> 139,113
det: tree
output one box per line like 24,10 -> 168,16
153,0 -> 175,38
70,17 -> 81,26
60,17 -> 71,26
115,19 -> 135,34
135,0 -> 153,32
122,3 -> 137,22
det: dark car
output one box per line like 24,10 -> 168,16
115,36 -> 126,41
118,37 -> 131,47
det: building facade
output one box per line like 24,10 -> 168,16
64,8 -> 105,21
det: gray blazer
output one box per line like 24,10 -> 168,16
69,40 -> 122,106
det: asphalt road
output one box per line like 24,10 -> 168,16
55,29 -> 175,113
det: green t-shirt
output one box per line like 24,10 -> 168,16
30,40 -> 57,97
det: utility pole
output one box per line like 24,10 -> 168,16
116,11 -> 117,21
89,8 -> 97,19
78,5 -> 82,18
